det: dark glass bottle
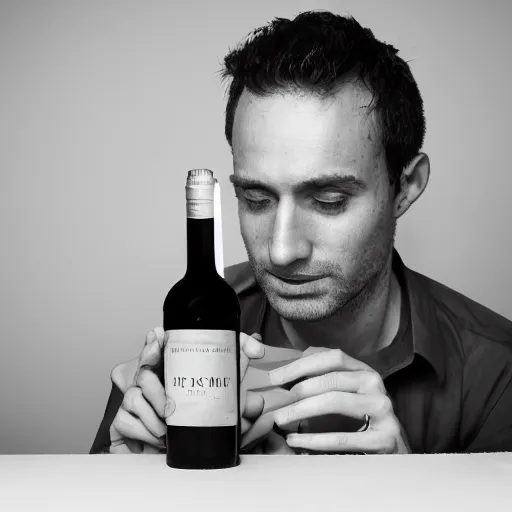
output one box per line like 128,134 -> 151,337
163,169 -> 241,470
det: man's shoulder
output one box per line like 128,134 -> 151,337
408,266 -> 512,354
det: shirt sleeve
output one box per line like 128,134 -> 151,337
89,383 -> 124,454
461,343 -> 512,453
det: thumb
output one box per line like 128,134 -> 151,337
133,329 -> 166,385
144,327 -> 166,350
139,338 -> 162,369
240,333 -> 265,382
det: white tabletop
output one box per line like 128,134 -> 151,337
1,453 -> 511,511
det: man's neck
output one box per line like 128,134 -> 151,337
279,254 -> 402,359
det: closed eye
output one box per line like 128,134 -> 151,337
234,186 -> 273,211
311,197 -> 348,213
234,186 -> 350,214
311,191 -> 349,213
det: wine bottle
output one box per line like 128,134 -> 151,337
163,169 -> 241,470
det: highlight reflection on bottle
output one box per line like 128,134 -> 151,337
163,169 -> 241,470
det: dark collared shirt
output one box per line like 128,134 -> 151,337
90,250 -> 512,454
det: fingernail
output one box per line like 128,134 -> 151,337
146,330 -> 157,345
251,333 -> 262,341
164,398 -> 175,418
248,336 -> 264,355
268,367 -> 284,385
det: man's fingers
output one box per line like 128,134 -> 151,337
136,368 -> 166,418
241,332 -> 265,359
138,328 -> 166,376
269,348 -> 373,386
244,391 -> 264,420
285,430 -> 392,453
145,329 -> 157,346
291,370 -> 386,400
145,327 -> 166,349
139,340 -> 162,370
122,386 -> 167,439
111,408 -> 165,449
240,333 -> 265,421
240,332 -> 265,380
110,442 -> 134,454
125,438 -> 144,453
273,391 -> 378,428
241,417 -> 252,435
114,437 -> 162,454
133,338 -> 163,386
142,443 -> 166,454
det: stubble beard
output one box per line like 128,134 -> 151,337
243,222 -> 396,323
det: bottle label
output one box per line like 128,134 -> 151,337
164,329 -> 238,427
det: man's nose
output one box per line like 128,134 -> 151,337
268,201 -> 311,268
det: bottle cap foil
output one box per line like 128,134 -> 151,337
186,169 -> 215,187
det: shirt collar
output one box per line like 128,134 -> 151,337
393,249 -> 447,386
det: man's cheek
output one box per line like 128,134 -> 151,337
241,221 -> 268,253
239,218 -> 253,247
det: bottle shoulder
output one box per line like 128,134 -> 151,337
163,272 -> 240,331
164,273 -> 240,308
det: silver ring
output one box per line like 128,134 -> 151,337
357,414 -> 370,432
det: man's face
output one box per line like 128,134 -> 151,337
230,85 -> 397,322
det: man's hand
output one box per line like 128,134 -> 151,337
109,328 -> 167,454
268,348 -> 411,454
240,333 -> 265,435
109,328 -> 266,454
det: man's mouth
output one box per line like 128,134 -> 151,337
266,270 -> 322,285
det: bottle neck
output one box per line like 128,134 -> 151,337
185,216 -> 217,277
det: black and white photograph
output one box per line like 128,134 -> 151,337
1,0 -> 511,509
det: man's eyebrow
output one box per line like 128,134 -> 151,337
228,173 -> 367,192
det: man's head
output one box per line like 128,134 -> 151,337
220,11 -> 429,322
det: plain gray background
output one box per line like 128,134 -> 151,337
1,0 -> 511,454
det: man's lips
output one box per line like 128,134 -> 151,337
266,270 -> 322,284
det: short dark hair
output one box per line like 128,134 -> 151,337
219,10 -> 426,194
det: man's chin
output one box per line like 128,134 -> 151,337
265,293 -> 337,323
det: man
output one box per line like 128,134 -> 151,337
90,11 -> 512,455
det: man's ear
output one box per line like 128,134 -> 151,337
394,153 -> 430,219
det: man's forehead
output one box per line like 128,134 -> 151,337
233,85 -> 380,153
233,90 -> 382,179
